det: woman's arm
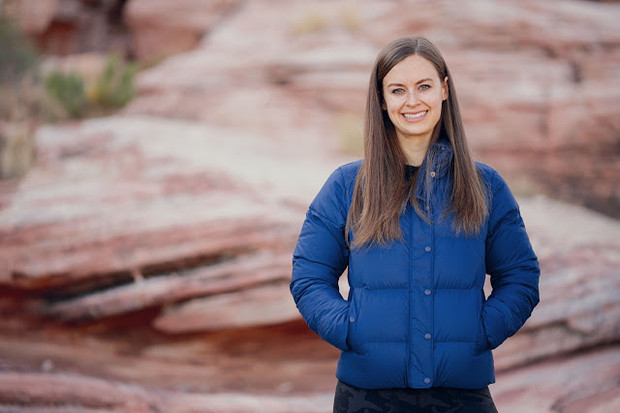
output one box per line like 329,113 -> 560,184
483,172 -> 541,350
290,168 -> 351,351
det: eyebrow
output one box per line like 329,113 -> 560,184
386,78 -> 434,87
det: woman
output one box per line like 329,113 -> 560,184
290,36 -> 540,412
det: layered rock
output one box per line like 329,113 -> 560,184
1,0 -> 619,412
5,0 -> 618,214
0,114 -> 346,333
492,347 -> 620,413
0,371 -> 337,413
2,0 -> 59,34
0,318 -> 617,413
127,0 -> 620,216
493,196 -> 620,371
3,0 -> 132,56
125,0 -> 241,61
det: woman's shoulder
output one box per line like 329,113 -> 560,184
474,161 -> 508,194
474,161 -> 499,179
309,160 -> 362,225
320,159 -> 362,196
475,162 -> 521,217
336,159 -> 363,182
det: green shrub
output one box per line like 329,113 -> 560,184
0,16 -> 38,86
44,71 -> 87,118
91,55 -> 137,109
0,15 -> 42,121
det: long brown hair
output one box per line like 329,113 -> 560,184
346,36 -> 488,248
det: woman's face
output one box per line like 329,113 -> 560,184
382,54 -> 448,145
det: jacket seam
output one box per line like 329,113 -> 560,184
358,287 -> 407,291
308,166 -> 351,231
434,287 -> 482,291
407,205 -> 413,387
307,206 -> 344,231
336,166 -> 349,208
487,171 -> 504,237
343,287 -> 479,291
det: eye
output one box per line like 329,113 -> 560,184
418,84 -> 431,90
391,88 -> 406,94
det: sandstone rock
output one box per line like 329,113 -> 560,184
0,372 -> 159,412
126,0 -> 620,216
0,371 -> 333,413
0,116 -> 307,283
0,318 -> 616,413
2,0 -> 59,34
492,347 -> 620,413
3,0 -> 131,56
0,318 -> 339,396
1,1 -> 619,412
48,252 -> 292,322
124,0 -> 240,62
0,114 -> 341,333
153,282 -> 298,333
492,196 -> 620,370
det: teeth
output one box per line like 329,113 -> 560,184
404,112 -> 426,119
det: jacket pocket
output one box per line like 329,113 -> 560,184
475,311 -> 491,356
345,288 -> 363,354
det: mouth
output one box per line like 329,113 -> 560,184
402,111 -> 428,121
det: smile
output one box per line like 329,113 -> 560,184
403,111 -> 427,120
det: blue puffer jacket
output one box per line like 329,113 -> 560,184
290,141 -> 540,390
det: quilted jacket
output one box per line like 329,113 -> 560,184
290,140 -> 540,389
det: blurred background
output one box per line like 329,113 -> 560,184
0,0 -> 618,412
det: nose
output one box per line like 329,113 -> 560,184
405,90 -> 419,106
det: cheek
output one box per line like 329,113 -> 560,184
432,91 -> 445,106
384,97 -> 401,113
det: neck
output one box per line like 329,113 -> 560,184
398,134 -> 431,166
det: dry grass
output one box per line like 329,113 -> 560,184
335,112 -> 364,156
340,2 -> 361,32
292,2 -> 362,36
292,9 -> 328,36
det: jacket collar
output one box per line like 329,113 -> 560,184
415,139 -> 454,201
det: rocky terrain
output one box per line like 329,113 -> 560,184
1,0 -> 619,412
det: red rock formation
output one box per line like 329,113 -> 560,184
4,0 -> 132,56
493,196 -> 620,371
125,0 -> 241,62
125,0 -> 620,217
2,0 -> 59,34
1,0 -> 619,412
6,0 -> 618,215
0,116 -> 324,331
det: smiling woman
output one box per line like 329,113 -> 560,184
349,36 -> 488,247
290,36 -> 540,413
382,55 -> 448,166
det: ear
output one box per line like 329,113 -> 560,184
442,76 -> 449,101
381,100 -> 387,110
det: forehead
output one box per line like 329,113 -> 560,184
383,54 -> 440,85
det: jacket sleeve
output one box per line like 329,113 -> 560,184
483,172 -> 540,350
290,167 -> 350,351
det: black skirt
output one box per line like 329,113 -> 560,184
333,380 -> 498,413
